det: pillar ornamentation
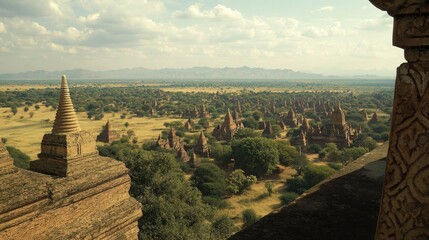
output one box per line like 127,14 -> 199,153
369,0 -> 429,239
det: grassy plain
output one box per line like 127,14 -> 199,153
0,104 -> 181,159
219,165 -> 295,227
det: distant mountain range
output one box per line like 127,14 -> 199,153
0,67 -> 390,80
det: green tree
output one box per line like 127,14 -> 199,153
279,192 -> 299,205
191,163 -> 227,197
11,107 -> 17,115
252,111 -> 263,121
103,144 -> 215,240
290,155 -> 310,175
277,141 -> 300,166
211,143 -> 232,166
286,176 -> 307,194
265,182 -> 275,197
211,216 -> 236,240
232,137 -> 279,177
241,117 -> 259,129
320,143 -> 339,160
235,128 -> 260,139
307,144 -> 322,154
363,137 -> 378,151
303,164 -> 336,188
226,169 -> 257,194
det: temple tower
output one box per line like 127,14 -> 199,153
195,131 -> 210,157
212,109 -> 239,141
369,111 -> 379,124
31,75 -> 98,177
369,1 -> 429,239
97,120 -> 122,143
262,121 -> 274,138
224,109 -> 237,129
168,127 -> 177,148
330,102 -> 346,127
184,118 -> 193,131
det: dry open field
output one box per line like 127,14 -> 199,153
0,82 -> 349,94
0,104 -> 183,159
220,165 -> 295,227
0,83 -> 149,92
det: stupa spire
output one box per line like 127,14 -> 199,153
52,75 -> 81,134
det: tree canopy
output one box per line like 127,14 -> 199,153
231,137 -> 279,178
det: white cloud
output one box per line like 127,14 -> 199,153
174,4 -> 243,21
49,42 -> 64,52
356,14 -> 392,31
302,22 -> 348,38
317,6 -> 334,12
6,19 -> 48,35
0,22 -> 6,33
0,1 -> 402,75
303,27 -> 329,37
77,13 -> 100,24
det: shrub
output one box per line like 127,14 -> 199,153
303,165 -> 336,188
210,143 -> 232,166
203,196 -> 230,209
226,169 -> 257,195
286,176 -> 307,194
211,216 -> 236,240
277,141 -> 300,166
242,209 -> 259,228
327,162 -> 342,170
191,163 -> 227,197
307,144 -> 322,154
265,182 -> 275,196
241,117 -> 259,129
235,128 -> 260,139
279,192 -> 299,205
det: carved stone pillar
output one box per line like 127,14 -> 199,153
369,1 -> 429,239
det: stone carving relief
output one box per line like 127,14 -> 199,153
376,63 -> 429,239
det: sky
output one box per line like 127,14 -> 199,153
0,0 -> 404,76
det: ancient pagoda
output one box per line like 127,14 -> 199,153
369,111 -> 379,124
294,102 -> 359,147
262,121 -> 274,138
31,75 -> 99,177
184,118 -> 193,131
97,120 -> 122,143
212,109 -> 243,141
199,102 -> 210,118
194,131 -> 210,157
